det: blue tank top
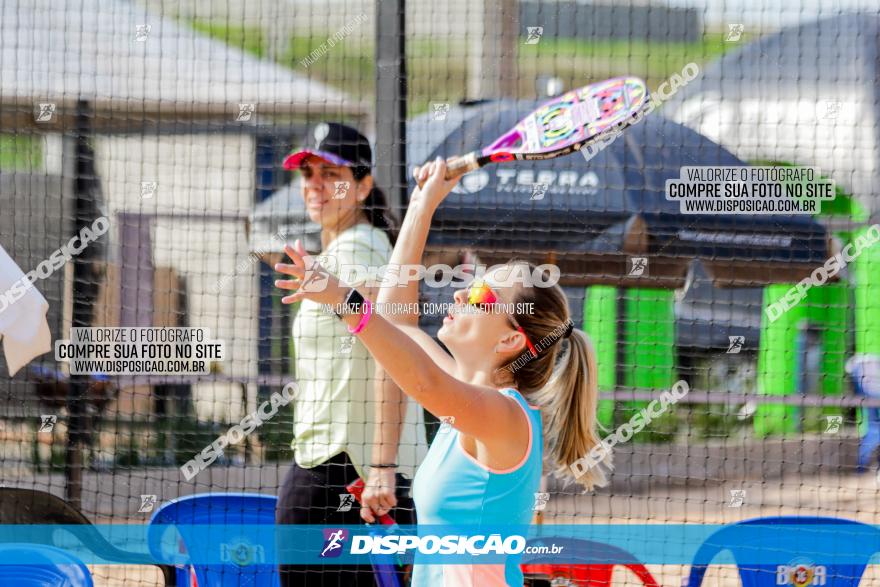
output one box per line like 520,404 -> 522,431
411,388 -> 543,586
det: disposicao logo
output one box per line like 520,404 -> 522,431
320,529 -> 349,558
350,534 -> 527,555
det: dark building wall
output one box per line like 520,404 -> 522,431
520,2 -> 702,43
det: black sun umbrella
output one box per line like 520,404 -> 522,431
407,99 -> 832,288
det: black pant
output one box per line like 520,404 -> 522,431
276,452 -> 415,587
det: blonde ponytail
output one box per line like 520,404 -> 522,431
530,328 -> 611,491
492,260 -> 613,491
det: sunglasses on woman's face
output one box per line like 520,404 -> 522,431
466,279 -> 538,358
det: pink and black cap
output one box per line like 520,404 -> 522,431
283,122 -> 373,171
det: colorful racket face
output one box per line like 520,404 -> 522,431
421,76 -> 649,183
483,76 -> 648,162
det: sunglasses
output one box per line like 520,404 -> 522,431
466,279 -> 538,358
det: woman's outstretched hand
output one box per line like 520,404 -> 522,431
274,239 -> 344,306
412,157 -> 461,210
360,467 -> 397,523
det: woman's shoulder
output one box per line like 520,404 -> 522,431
499,388 -> 540,412
498,387 -> 522,400
326,223 -> 391,255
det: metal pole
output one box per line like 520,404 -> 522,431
595,388 -> 880,408
374,0 -> 407,214
468,0 -> 519,100
65,100 -> 102,509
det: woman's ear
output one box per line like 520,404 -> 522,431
356,174 -> 373,202
496,330 -> 528,356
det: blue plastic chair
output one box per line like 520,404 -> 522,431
148,493 -> 279,587
522,536 -> 661,586
847,357 -> 880,471
0,543 -> 93,586
685,516 -> 880,587
0,488 -> 175,584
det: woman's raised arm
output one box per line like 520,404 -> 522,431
373,158 -> 461,369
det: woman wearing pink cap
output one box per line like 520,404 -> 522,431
275,122 -> 426,586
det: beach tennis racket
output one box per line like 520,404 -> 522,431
346,478 -> 400,587
418,76 -> 648,182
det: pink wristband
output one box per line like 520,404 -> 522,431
347,298 -> 373,334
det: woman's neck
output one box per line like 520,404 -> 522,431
321,211 -> 370,250
454,361 -> 515,390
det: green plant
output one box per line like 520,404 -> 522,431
191,21 -> 749,119
188,19 -> 266,58
0,134 -> 42,171
613,402 -> 681,444
749,159 -> 867,221
689,404 -> 746,440
170,417 -> 226,466
115,436 -> 142,468
690,353 -> 757,439
258,405 -> 295,463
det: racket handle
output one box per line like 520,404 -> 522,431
346,478 -> 396,526
444,152 -> 480,180
413,152 -> 480,189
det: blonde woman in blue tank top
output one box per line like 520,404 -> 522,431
276,158 -> 612,586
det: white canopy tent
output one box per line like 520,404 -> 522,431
0,0 -> 368,452
0,0 -> 367,129
664,13 -> 880,218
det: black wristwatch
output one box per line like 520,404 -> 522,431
335,288 -> 364,318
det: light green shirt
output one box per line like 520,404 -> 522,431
291,223 -> 427,479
